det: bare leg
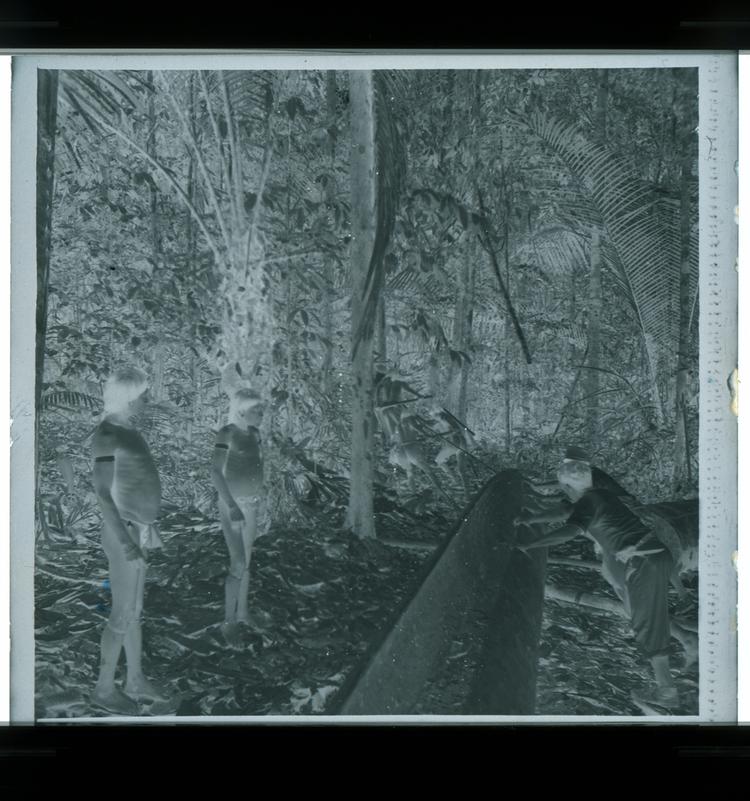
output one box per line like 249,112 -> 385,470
122,532 -> 166,701
236,500 -> 258,624
92,525 -> 139,714
670,619 -> 699,667
219,499 -> 246,628
122,528 -> 146,683
650,654 -> 675,690
632,654 -> 679,711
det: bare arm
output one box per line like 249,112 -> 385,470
518,523 -> 583,553
211,429 -> 243,521
516,502 -> 571,526
522,478 -> 560,495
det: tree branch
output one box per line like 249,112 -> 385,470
197,71 -> 236,232
156,72 -> 233,261
547,557 -> 601,571
244,93 -> 277,279
219,70 -> 245,232
551,344 -> 589,440
545,583 -> 625,616
81,103 -> 226,272
475,187 -> 533,364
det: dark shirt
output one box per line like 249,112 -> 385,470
94,419 -> 161,524
217,424 -> 264,499
559,468 -> 633,515
591,467 -> 633,499
566,488 -> 656,556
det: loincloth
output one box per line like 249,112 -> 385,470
222,494 -> 270,539
126,520 -> 164,551
234,494 -> 263,505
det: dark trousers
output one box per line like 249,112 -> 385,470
625,549 -> 673,658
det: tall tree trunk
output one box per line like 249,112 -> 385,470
580,71 -> 608,453
186,76 -> 198,443
673,154 -> 693,495
35,70 -> 59,540
455,71 -> 481,490
453,245 -> 476,496
451,249 -> 475,422
585,230 -> 602,452
504,217 -> 512,457
345,71 -> 377,539
326,70 -> 338,162
321,71 -> 338,393
36,71 -> 58,425
376,292 -> 386,369
147,72 -> 165,400
217,86 -> 275,403
147,71 -> 161,266
186,73 -> 197,263
451,70 -> 480,426
454,254 -> 476,422
596,69 -> 608,142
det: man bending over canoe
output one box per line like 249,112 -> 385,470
516,457 -> 683,711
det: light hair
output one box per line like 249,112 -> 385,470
103,367 -> 149,413
557,459 -> 593,488
230,387 -> 263,409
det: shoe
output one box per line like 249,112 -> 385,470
90,687 -> 140,716
631,686 -> 680,713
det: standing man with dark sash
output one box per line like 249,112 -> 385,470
90,367 -> 168,714
211,387 -> 268,644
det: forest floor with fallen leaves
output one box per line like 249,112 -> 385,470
35,493 -> 698,719
35,498 -> 444,718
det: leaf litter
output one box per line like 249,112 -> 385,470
35,508 -> 698,718
35,505 -> 433,718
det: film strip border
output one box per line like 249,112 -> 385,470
698,54 -> 738,722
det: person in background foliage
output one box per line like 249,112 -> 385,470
90,367 -> 169,714
211,387 -> 269,645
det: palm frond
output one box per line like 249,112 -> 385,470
519,111 -> 697,352
58,71 -> 146,134
512,224 -> 588,279
387,266 -> 447,304
91,71 -> 144,111
558,322 -> 588,350
41,390 -> 102,413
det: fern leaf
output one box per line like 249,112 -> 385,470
41,390 -> 102,412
